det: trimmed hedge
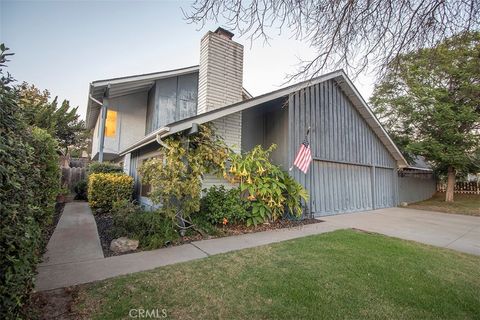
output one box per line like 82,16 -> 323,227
0,73 -> 60,317
88,162 -> 123,174
88,173 -> 134,212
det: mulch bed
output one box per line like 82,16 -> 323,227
222,218 -> 321,235
94,213 -> 127,257
94,213 -> 322,257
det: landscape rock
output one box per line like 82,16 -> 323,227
110,237 -> 139,253
400,202 -> 409,207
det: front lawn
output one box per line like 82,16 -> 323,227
408,193 -> 480,216
72,230 -> 480,319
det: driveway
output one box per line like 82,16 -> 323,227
321,207 -> 480,256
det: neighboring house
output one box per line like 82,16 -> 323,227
86,27 -> 435,216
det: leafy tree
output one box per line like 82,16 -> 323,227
18,82 -> 86,154
370,32 -> 480,202
184,0 -> 479,78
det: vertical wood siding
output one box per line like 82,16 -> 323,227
398,174 -> 436,203
145,73 -> 198,134
288,79 -> 398,216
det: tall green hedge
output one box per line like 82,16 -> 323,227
0,46 -> 60,318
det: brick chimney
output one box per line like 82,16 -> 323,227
197,27 -> 244,114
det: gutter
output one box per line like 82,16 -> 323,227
119,127 -> 171,156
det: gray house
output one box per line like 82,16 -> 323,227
86,27 -> 435,216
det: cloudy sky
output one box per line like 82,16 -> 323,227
1,0 -> 376,120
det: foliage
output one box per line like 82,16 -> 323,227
29,127 -> 61,228
88,173 -> 133,212
74,179 -> 88,200
371,32 -> 480,201
140,123 -> 229,222
111,200 -> 178,250
88,161 -> 123,175
17,82 -> 86,154
185,1 -> 478,78
0,44 -> 59,318
224,144 -> 308,226
200,186 -> 248,225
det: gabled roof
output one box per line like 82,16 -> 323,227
86,66 -> 199,129
119,70 -> 409,168
86,65 -> 253,129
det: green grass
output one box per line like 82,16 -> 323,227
73,230 -> 480,320
408,193 -> 480,216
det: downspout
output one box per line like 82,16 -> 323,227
155,127 -> 171,149
89,85 -> 110,163
98,99 -> 108,163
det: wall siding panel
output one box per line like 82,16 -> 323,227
398,174 -> 436,203
288,79 -> 397,216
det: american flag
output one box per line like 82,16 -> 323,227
293,139 -> 312,173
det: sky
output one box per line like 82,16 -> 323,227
1,0 -> 376,120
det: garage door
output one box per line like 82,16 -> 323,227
310,160 -> 373,216
309,161 -> 396,216
374,167 -> 395,208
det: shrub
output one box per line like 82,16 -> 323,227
111,200 -> 178,249
30,127 -> 61,228
0,45 -> 60,318
200,186 -> 248,225
88,173 -> 133,212
74,179 -> 88,200
225,144 -> 308,226
88,161 -> 123,174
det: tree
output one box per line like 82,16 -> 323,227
184,0 -> 479,79
18,83 -> 86,154
370,32 -> 480,202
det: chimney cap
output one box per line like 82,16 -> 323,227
214,27 -> 235,40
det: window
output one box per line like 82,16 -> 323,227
139,155 -> 162,198
105,110 -> 117,137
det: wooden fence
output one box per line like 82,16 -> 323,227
60,157 -> 89,192
437,181 -> 480,194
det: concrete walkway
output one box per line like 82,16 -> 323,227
36,205 -> 480,292
321,207 -> 480,256
36,219 -> 340,291
40,202 -> 103,267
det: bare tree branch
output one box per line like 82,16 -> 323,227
183,0 -> 480,81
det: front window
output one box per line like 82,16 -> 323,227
139,155 -> 162,198
105,110 -> 117,137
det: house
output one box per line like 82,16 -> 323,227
85,27 -> 436,216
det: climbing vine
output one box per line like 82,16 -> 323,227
139,123 -> 229,223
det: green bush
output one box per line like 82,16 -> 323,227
200,186 -> 248,225
74,179 -> 88,200
225,144 -> 309,226
0,45 -> 60,318
30,127 -> 61,228
111,200 -> 178,249
88,173 -> 133,212
88,161 -> 123,174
